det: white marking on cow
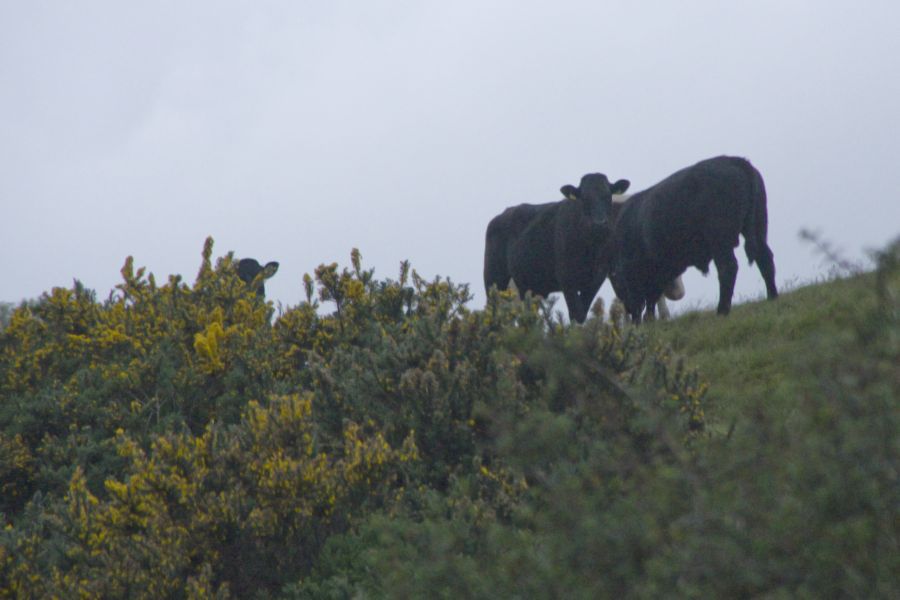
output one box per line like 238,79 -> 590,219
664,276 -> 685,301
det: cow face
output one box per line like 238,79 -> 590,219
237,258 -> 280,298
561,174 -> 630,229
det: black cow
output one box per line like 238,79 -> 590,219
484,173 -> 630,323
607,156 -> 778,323
613,194 -> 686,320
236,258 -> 279,298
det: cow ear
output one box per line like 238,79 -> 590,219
611,179 -> 630,194
263,261 -> 280,278
561,184 -> 579,200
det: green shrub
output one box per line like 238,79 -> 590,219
4,237 -> 895,598
293,240 -> 899,599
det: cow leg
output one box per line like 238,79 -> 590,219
643,288 -> 663,321
630,305 -> 643,325
756,244 -> 778,300
579,280 -> 604,320
713,250 -> 739,315
656,297 -> 670,320
563,290 -> 588,324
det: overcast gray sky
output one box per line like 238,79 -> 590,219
2,1 -> 899,315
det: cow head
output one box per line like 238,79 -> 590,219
237,258 -> 280,298
561,174 -> 630,229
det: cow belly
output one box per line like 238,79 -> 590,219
514,274 -> 557,297
509,256 -> 556,297
508,235 -> 558,296
648,250 -> 708,278
655,235 -> 712,276
646,206 -> 739,274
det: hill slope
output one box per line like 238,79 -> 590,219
644,270 -> 889,421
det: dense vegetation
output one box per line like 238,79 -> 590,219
1,237 -> 897,598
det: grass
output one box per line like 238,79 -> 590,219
641,272 -> 882,422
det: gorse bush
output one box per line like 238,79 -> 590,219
38,395 -> 416,598
2,237 -> 897,598
0,238 -> 708,598
0,240 -> 280,514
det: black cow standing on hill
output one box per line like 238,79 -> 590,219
236,258 -> 279,298
613,193 -> 686,320
484,173 -> 630,323
607,156 -> 778,323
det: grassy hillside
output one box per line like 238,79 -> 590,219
0,238 -> 897,598
645,270 -> 885,422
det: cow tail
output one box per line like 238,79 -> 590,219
741,161 -> 768,266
